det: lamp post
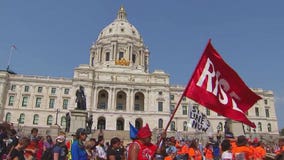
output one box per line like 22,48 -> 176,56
55,109 -> 59,125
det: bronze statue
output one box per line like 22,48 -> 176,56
65,112 -> 71,133
75,86 -> 86,110
86,115 -> 93,133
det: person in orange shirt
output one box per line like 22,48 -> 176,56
232,135 -> 253,160
275,136 -> 284,160
253,140 -> 266,159
204,142 -> 214,160
224,132 -> 237,151
188,139 -> 202,160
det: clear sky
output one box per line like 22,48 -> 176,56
1,1 -> 284,130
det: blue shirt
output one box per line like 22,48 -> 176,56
71,140 -> 88,160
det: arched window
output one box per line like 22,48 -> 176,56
183,121 -> 188,131
33,114 -> 39,125
5,112 -> 11,122
135,118 -> 143,129
267,123 -> 272,132
19,113 -> 25,124
47,115 -> 53,125
97,117 -> 106,130
61,116 -> 66,126
170,121 -> 175,131
258,122 -> 262,132
116,118 -> 124,130
158,119 -> 163,129
217,122 -> 223,131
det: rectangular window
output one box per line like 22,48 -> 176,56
63,99 -> 68,109
170,105 -> 175,113
24,86 -> 29,92
51,88 -> 56,94
182,105 -> 187,115
35,97 -> 41,108
106,52 -> 110,61
49,98 -> 55,108
119,52 -> 124,60
170,95 -> 174,100
11,85 -> 16,91
8,96 -> 14,106
264,99 -> 268,105
38,86 -> 43,93
182,97 -> 186,101
158,102 -> 163,112
22,96 -> 28,107
255,107 -> 259,117
64,88 -> 69,95
265,108 -> 270,117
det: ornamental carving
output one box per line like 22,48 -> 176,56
115,58 -> 130,66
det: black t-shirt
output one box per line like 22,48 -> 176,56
10,148 -> 25,160
106,147 -> 122,160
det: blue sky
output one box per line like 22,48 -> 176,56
1,1 -> 284,129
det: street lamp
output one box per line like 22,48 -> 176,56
55,109 -> 59,125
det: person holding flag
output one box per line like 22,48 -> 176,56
127,123 -> 166,160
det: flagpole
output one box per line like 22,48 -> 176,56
163,39 -> 213,133
6,45 -> 16,71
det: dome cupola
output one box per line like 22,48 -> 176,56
89,6 -> 150,73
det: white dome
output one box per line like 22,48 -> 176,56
97,6 -> 141,41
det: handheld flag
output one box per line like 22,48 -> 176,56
183,40 -> 261,128
129,122 -> 138,140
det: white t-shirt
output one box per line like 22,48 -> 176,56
221,150 -> 233,160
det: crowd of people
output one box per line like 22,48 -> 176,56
0,122 -> 284,160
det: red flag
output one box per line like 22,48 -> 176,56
183,40 -> 261,128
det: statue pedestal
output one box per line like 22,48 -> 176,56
231,120 -> 245,136
226,119 -> 245,136
70,110 -> 87,133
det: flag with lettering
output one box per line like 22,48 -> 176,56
183,40 -> 261,128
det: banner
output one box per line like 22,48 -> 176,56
188,104 -> 213,133
129,122 -> 138,140
183,40 -> 261,128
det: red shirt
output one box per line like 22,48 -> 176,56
128,140 -> 157,160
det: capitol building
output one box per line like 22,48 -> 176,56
0,7 -> 279,140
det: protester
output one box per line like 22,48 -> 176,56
53,135 -> 68,160
71,128 -> 88,160
127,123 -> 165,160
9,136 -> 30,160
25,128 -> 39,159
232,135 -> 253,160
188,138 -> 202,160
221,139 -> 233,160
42,135 -> 54,160
275,136 -> 284,159
106,137 -> 124,160
96,135 -> 107,160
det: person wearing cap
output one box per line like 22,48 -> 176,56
71,128 -> 88,160
127,123 -> 165,160
53,135 -> 68,160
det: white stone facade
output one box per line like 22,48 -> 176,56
0,7 -> 279,138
